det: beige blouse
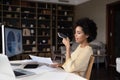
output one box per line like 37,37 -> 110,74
62,44 -> 93,76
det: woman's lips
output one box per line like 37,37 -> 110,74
75,38 -> 79,41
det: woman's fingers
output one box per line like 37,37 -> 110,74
50,63 -> 59,68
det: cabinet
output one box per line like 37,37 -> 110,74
0,0 -> 74,60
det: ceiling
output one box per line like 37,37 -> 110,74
31,0 -> 90,5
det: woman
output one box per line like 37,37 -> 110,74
51,17 -> 97,77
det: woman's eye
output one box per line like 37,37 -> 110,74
77,32 -> 81,34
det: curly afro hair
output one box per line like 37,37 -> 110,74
74,17 -> 97,42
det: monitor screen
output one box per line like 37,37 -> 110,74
4,26 -> 23,57
0,27 -> 2,53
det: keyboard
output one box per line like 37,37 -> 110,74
14,70 -> 26,76
13,69 -> 35,78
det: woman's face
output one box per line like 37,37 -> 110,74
74,26 -> 88,43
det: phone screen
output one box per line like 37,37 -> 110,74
58,32 -> 67,38
24,64 -> 39,68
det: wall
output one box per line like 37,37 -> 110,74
74,0 -> 119,44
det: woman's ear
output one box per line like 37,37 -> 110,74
86,35 -> 89,38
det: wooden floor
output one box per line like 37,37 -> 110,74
90,63 -> 120,80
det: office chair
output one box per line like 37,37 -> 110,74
53,47 -> 65,63
85,55 -> 95,80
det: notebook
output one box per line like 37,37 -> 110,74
0,54 -> 35,79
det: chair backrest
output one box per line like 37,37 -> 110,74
85,55 -> 95,80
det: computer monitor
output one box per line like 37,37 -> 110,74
1,25 -> 23,57
0,26 -> 2,53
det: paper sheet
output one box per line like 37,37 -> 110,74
24,65 -> 57,74
10,59 -> 34,64
29,55 -> 53,64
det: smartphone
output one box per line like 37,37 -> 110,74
58,32 -> 67,38
24,64 -> 39,69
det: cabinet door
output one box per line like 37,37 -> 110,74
107,2 -> 120,65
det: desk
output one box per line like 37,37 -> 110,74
16,69 -> 86,80
11,60 -> 87,80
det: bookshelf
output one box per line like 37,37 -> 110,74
0,0 -> 74,60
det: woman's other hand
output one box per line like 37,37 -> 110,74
62,37 -> 71,60
50,63 -> 60,68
